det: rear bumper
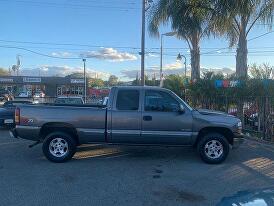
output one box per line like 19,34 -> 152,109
10,129 -> 18,138
233,133 -> 245,149
10,126 -> 41,141
0,118 -> 15,127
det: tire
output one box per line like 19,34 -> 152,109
42,132 -> 77,163
197,132 -> 229,164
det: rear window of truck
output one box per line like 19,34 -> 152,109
116,90 -> 139,111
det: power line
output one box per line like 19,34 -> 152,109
0,45 -> 82,59
4,44 -> 274,59
0,39 -> 140,49
3,39 -> 274,51
201,30 -> 274,55
248,30 -> 274,41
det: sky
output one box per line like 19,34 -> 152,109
0,0 -> 274,80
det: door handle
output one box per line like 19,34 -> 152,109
143,116 -> 152,121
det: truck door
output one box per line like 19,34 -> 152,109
141,89 -> 193,145
109,89 -> 142,143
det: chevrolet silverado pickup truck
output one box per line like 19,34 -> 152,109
10,86 -> 244,164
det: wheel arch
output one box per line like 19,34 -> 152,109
39,122 -> 80,145
194,127 -> 234,147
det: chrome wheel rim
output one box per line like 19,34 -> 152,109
49,138 -> 69,158
204,140 -> 223,159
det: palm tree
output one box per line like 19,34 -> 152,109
148,0 -> 215,81
213,0 -> 274,78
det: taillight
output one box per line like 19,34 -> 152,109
15,108 -> 20,124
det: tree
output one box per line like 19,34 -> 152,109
213,0 -> 274,78
163,75 -> 185,97
88,78 -> 105,88
148,0 -> 215,81
108,75 -> 119,86
0,68 -> 8,76
249,63 -> 273,79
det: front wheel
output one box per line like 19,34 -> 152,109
197,133 -> 230,164
42,132 -> 76,163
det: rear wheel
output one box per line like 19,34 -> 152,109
42,132 -> 76,163
197,133 -> 229,164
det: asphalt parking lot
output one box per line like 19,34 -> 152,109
0,128 -> 273,206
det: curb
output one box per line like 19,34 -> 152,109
243,134 -> 274,146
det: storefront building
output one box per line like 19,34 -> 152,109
0,76 -> 85,97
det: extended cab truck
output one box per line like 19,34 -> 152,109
10,86 -> 244,164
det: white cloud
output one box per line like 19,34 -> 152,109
121,61 -> 235,79
202,67 -> 235,75
80,48 -> 138,62
121,61 -> 187,79
163,61 -> 183,70
20,65 -> 111,80
146,53 -> 159,58
51,52 -> 72,58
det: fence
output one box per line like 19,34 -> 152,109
186,95 -> 274,141
13,95 -> 274,141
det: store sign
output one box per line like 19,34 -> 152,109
0,78 -> 13,83
71,79 -> 84,84
23,77 -> 41,83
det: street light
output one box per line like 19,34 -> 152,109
160,31 -> 177,87
177,53 -> 187,78
82,58 -> 87,104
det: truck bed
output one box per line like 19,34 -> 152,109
18,104 -> 107,130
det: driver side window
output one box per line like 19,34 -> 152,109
145,90 -> 180,112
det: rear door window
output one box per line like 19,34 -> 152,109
116,90 -> 139,111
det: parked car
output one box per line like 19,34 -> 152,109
54,96 -> 84,105
0,90 -> 14,102
33,92 -> 45,98
0,100 -> 32,128
11,86 -> 244,164
18,92 -> 31,98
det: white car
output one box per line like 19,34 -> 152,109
33,92 -> 45,98
18,92 -> 31,98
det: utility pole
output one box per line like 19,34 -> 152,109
160,35 -> 163,87
83,58 -> 87,103
141,0 -> 146,86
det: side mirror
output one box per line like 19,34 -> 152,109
178,104 -> 185,114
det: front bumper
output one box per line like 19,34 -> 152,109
233,133 -> 245,149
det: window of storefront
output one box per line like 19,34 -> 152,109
57,85 -> 84,96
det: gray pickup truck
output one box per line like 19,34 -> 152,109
10,86 -> 244,164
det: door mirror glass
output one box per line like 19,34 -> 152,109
178,104 -> 185,114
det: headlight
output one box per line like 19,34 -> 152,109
237,121 -> 242,133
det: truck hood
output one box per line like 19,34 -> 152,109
193,109 -> 240,127
197,109 -> 235,117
